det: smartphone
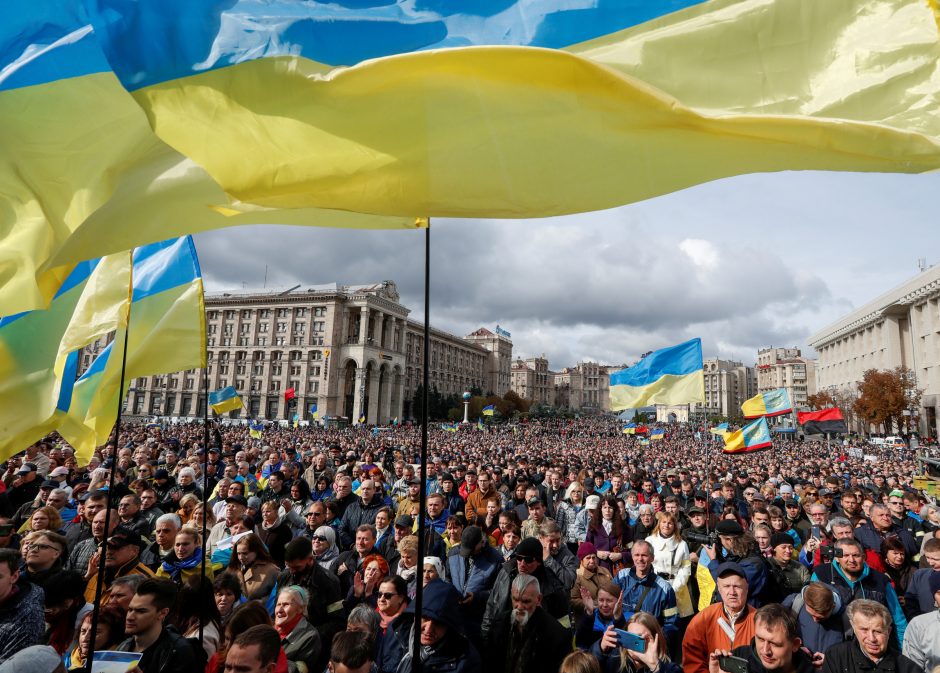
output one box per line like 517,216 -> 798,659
811,526 -> 821,540
718,655 -> 749,673
614,629 -> 646,653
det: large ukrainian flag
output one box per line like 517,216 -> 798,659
723,417 -> 773,454
609,338 -> 705,411
57,236 -> 207,463
84,0 -> 940,221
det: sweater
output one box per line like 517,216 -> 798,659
902,609 -> 940,673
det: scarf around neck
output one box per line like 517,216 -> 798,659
161,548 -> 204,581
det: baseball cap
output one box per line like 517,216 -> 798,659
40,479 -> 59,490
513,537 -> 543,562
889,489 -> 905,499
48,466 -> 69,478
715,561 -> 748,580
526,496 -> 542,507
346,451 -> 357,460
585,495 -> 601,510
225,495 -> 248,507
687,506 -> 706,515
459,526 -> 484,557
154,469 -> 170,480
107,527 -> 144,549
818,488 -> 833,497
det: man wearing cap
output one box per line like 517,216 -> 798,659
206,494 -> 248,557
395,478 -> 422,517
902,571 -> 940,671
683,562 -> 757,673
481,536 -> 570,642
447,525 -> 503,642
5,462 -> 41,513
710,603 -> 815,673
84,526 -> 156,604
702,520 -> 771,606
458,468 -> 477,501
520,492 -> 551,540
47,466 -> 72,498
766,533 -> 810,601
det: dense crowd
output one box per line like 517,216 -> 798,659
1,417 -> 939,673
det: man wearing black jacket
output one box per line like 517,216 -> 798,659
118,578 -> 198,673
820,599 -> 922,673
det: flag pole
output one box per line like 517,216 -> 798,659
199,344 -> 211,645
86,253 -> 133,673
412,219 -> 430,673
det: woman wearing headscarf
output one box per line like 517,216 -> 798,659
311,525 -> 340,570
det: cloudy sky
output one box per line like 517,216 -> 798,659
196,170 -> 939,370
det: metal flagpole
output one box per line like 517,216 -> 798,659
412,220 -> 431,673
86,253 -> 133,673
199,347 -> 211,644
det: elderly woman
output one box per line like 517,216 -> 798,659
275,586 -> 322,673
345,553 -> 389,611
177,492 -> 200,525
555,482 -> 587,553
393,534 -> 420,599
229,532 -> 280,600
376,575 -> 409,634
312,526 -> 340,570
66,605 -> 126,671
257,500 -> 292,567
423,557 -> 445,585
571,542 -> 613,614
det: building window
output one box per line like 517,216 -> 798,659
256,337 -> 267,346
277,308 -> 290,318
272,365 -> 282,376
253,365 -> 264,376
225,310 -> 236,319
313,321 -> 325,332
310,366 -> 321,376
313,307 -> 326,316
295,308 -> 307,317
222,338 -> 231,346
275,337 -> 285,346
277,322 -> 287,332
259,323 -> 269,333
269,381 -> 281,392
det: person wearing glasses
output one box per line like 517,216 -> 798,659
299,502 -> 329,540
311,526 -> 340,570
22,530 -> 67,588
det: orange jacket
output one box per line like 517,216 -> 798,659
682,602 -> 757,673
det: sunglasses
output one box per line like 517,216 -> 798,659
312,535 -> 329,541
306,512 -> 323,517
515,555 -> 537,564
377,592 -> 398,600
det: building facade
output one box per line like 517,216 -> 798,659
552,361 -> 612,412
656,358 -> 757,422
100,282 -> 509,425
510,356 -> 553,405
463,327 -> 514,395
756,347 -> 817,410
808,265 -> 940,436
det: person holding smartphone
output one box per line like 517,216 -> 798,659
708,604 -> 813,673
590,611 -> 680,673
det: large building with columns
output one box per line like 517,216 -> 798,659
808,264 -> 940,437
92,281 -> 512,424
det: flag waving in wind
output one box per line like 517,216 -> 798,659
209,387 -> 242,415
482,405 -> 495,417
742,389 -> 792,419
609,339 -> 704,411
798,408 -> 847,435
723,418 -> 773,455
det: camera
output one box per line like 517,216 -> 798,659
683,530 -> 717,546
820,545 -> 843,562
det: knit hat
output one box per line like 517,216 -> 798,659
585,495 -> 601,510
577,542 -> 598,561
770,533 -> 793,549
513,537 -> 544,562
247,496 -> 262,510
779,483 -> 794,495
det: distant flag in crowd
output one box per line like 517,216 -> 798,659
292,413 -> 300,428
249,420 -> 264,439
477,418 -> 484,431
441,422 -> 458,432
741,388 -> 792,419
650,428 -> 665,440
609,339 -> 704,411
798,408 -> 847,435
639,438 -> 650,446
209,386 -> 242,415
710,422 -> 730,435
622,423 -> 637,435
482,405 -> 495,416
723,417 -> 773,454
309,404 -> 318,419
284,388 -> 296,402
358,414 -> 366,424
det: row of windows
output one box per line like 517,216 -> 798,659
207,307 -> 328,320
209,336 -> 326,347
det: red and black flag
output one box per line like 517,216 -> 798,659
797,408 -> 847,435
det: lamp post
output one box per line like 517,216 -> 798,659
462,391 -> 471,424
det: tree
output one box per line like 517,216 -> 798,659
853,367 -> 922,434
806,391 -> 836,410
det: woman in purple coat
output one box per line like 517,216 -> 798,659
586,495 -> 633,574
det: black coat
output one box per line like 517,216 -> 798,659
483,607 -> 570,673
480,559 -> 570,643
820,639 -> 924,673
731,643 -> 815,673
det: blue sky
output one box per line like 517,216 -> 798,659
197,169 -> 940,369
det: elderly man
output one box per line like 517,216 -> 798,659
902,571 -> 940,672
683,562 -> 757,673
483,574 -> 571,673
810,538 -> 908,649
856,503 -> 919,560
206,494 -> 248,556
614,540 -> 678,639
822,599 -> 922,673
539,520 -> 577,590
84,526 -> 155,604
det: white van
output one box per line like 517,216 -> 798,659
883,436 -> 907,449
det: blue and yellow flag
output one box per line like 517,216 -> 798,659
710,422 -> 730,435
650,428 -> 665,441
742,389 -> 793,419
639,438 -> 650,447
482,405 -> 495,417
7,0 -> 940,313
622,423 -> 637,435
292,413 -> 300,428
723,417 -> 773,455
249,420 -> 264,440
209,387 -> 242,415
358,414 -> 366,425
441,423 -> 458,433
609,339 -> 704,411
56,236 -> 206,463
477,418 -> 484,431
309,404 -> 319,420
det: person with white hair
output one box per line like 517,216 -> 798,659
275,586 -> 322,673
822,599 -> 922,673
554,482 -> 587,551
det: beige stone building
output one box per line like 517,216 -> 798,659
96,282 -> 511,424
463,327 -> 514,395
808,265 -> 940,436
550,361 -> 612,412
510,355 -> 553,405
756,347 -> 817,410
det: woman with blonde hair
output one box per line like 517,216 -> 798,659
177,492 -> 200,525
24,505 -> 63,534
560,650 -> 601,673
645,512 -> 692,659
591,611 -> 680,673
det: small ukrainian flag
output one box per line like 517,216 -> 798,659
482,405 -> 495,416
249,420 -> 263,439
209,386 -> 242,414
309,403 -> 318,419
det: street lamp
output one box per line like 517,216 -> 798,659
462,391 -> 471,424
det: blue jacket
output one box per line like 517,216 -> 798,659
589,637 -> 681,673
854,521 -> 918,558
613,568 -> 678,638
446,543 -> 503,632
903,568 -> 940,620
811,561 -> 907,649
783,587 -> 846,654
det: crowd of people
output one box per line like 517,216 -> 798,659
0,416 -> 939,673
